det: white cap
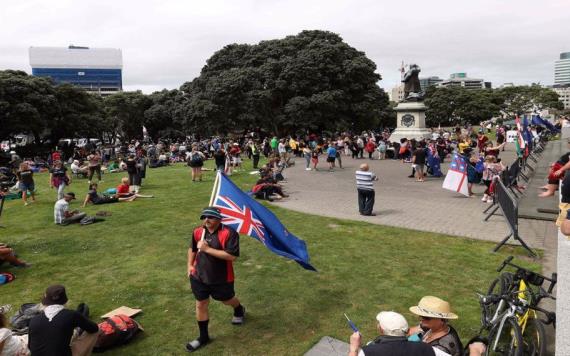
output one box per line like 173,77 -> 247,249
376,311 -> 408,336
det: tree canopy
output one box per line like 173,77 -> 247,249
180,30 -> 390,135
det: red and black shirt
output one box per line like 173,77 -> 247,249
191,224 -> 239,284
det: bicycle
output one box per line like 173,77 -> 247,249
482,256 -> 556,356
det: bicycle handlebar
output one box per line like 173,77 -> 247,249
498,256 -> 557,287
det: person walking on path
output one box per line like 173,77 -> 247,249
186,207 -> 245,353
355,163 -> 378,216
326,144 -> 337,171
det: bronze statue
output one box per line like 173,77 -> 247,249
402,64 -> 423,101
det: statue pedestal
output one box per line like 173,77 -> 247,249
388,101 -> 432,142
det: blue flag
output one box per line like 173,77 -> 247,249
211,172 -> 316,271
522,116 -> 533,151
531,114 -> 559,133
427,149 -> 442,177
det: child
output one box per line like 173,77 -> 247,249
311,149 -> 319,171
481,155 -> 504,203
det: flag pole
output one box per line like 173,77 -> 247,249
209,171 -> 220,206
201,171 -> 221,243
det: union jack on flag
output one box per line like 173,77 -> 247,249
214,195 -> 267,243
442,153 -> 469,196
210,172 -> 316,271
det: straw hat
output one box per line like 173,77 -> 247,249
409,296 -> 458,320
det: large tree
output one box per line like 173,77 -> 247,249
103,91 -> 152,142
144,89 -> 186,141
0,70 -> 57,143
496,84 -> 563,118
181,30 -> 389,135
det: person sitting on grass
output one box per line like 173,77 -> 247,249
0,305 -> 30,356
82,182 -> 136,207
28,285 -> 99,356
54,192 -> 86,226
0,242 -> 31,268
70,160 -> 88,178
116,177 -> 154,199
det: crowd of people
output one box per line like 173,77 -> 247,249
0,120 -> 561,355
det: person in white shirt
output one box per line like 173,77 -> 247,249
54,193 -> 86,225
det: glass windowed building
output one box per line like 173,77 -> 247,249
29,46 -> 122,95
555,52 -> 570,86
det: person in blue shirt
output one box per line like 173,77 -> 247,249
326,143 -> 337,172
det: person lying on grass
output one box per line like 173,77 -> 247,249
82,182 -> 136,207
0,243 -> 31,268
116,178 -> 154,199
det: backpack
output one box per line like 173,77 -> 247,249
10,303 -> 43,331
188,152 -> 203,166
94,314 -> 140,352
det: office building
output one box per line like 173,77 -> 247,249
555,52 -> 570,86
419,76 -> 443,91
553,85 -> 570,109
438,72 -> 491,90
29,45 -> 122,95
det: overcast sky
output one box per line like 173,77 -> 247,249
1,0 -> 568,93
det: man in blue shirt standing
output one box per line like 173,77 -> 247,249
326,143 -> 337,172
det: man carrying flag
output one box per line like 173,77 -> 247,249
186,207 -> 245,353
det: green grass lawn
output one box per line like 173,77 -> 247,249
1,159 -> 539,355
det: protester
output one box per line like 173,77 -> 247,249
412,142 -> 427,182
49,160 -> 71,200
301,143 -> 312,171
348,311 -> 446,356
54,193 -> 86,225
186,207 -> 245,352
481,155 -> 504,203
87,151 -> 102,184
250,141 -> 260,169
116,177 -> 153,199
540,138 -> 570,197
365,138 -> 376,160
28,285 -> 99,356
17,162 -> 36,206
213,148 -> 227,173
82,182 -> 137,207
409,296 -> 463,356
188,145 -> 206,182
0,305 -> 30,356
355,163 -> 378,216
326,144 -> 337,171
70,160 -> 88,177
125,154 -> 142,193
0,243 -> 31,268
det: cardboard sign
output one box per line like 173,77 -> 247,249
506,130 -> 518,143
101,306 -> 142,319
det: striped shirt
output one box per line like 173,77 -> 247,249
355,170 -> 377,190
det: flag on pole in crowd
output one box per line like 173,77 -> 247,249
522,116 -> 533,152
442,153 -> 469,196
427,149 -> 442,177
514,116 -> 527,157
210,172 -> 316,271
531,114 -> 559,133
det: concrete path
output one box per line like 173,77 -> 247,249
274,144 -> 551,250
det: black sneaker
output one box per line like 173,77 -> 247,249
232,307 -> 245,325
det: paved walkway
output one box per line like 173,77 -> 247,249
274,144 -> 552,250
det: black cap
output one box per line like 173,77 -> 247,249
65,192 -> 76,199
42,285 -> 68,306
200,207 -> 222,220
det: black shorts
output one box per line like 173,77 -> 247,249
326,157 -> 335,163
190,277 -> 235,301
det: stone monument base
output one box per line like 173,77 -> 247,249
388,128 -> 432,143
389,101 -> 432,142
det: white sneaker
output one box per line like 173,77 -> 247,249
481,196 -> 488,202
305,168 -> 311,171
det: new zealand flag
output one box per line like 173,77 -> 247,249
211,172 -> 316,271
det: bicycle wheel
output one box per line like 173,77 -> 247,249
522,318 -> 547,356
484,273 -> 513,324
486,317 -> 523,356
